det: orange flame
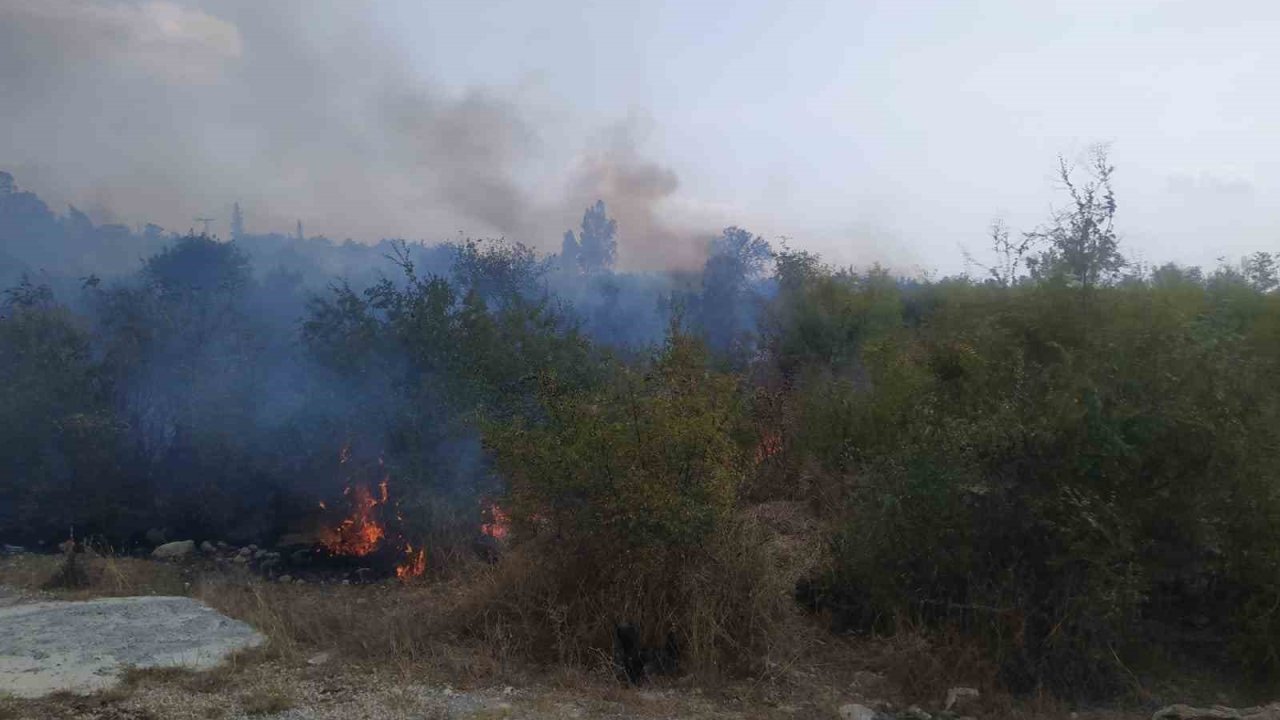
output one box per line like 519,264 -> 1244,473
481,503 -> 510,541
320,483 -> 386,557
395,545 -> 427,579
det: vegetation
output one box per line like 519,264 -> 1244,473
3,150 -> 1280,698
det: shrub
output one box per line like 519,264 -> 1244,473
479,331 -> 797,674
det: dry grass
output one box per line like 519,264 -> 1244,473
0,552 -> 188,599
239,685 -> 297,715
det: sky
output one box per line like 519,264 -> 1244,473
1,0 -> 1277,273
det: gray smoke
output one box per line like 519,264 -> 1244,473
0,0 -> 712,267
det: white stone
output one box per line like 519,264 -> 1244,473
0,596 -> 264,698
840,703 -> 880,720
945,687 -> 980,712
151,540 -> 195,559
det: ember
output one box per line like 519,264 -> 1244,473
755,430 -> 783,464
481,503 -> 510,541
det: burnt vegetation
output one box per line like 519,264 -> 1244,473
4,148 -> 1280,699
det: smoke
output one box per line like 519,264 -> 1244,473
0,0 -> 715,268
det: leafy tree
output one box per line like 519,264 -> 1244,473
1026,147 -> 1125,290
563,200 -> 617,273
1243,251 -> 1278,293
699,226 -> 773,359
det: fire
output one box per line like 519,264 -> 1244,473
395,545 -> 426,579
754,430 -> 783,465
481,503 -> 510,541
321,445 -> 426,581
320,482 -> 387,557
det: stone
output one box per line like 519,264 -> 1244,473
151,540 -> 195,560
238,547 -> 253,557
232,555 -> 248,565
277,575 -> 292,584
0,595 -> 263,698
840,703 -> 881,720
1153,705 -> 1280,720
254,549 -> 270,560
945,687 -> 980,712
199,541 -> 216,554
307,651 -> 332,666
904,705 -> 932,720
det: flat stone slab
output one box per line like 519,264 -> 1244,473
0,595 -> 264,698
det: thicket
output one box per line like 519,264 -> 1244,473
3,151 -> 1280,695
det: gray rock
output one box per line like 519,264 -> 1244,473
0,595 -> 264,698
151,540 -> 195,560
238,546 -> 252,557
232,555 -> 248,565
199,541 -> 216,554
277,575 -> 292,583
904,705 -> 932,720
945,687 -> 980,712
307,651 -> 332,666
840,703 -> 881,720
254,549 -> 270,560
1154,705 -> 1280,720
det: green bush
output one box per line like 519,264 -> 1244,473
793,278 -> 1280,695
479,331 -> 796,672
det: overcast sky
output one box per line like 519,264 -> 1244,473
1,0 -> 1277,272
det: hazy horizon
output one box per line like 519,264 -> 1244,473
2,0 -> 1278,273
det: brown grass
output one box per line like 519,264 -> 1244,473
239,685 -> 297,716
0,552 -> 187,599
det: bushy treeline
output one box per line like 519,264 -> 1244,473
4,152 -> 1280,694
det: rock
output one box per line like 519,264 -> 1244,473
248,544 -> 259,552
254,549 -> 270,560
238,547 -> 253,557
232,555 -> 248,565
151,540 -> 195,560
200,541 -> 216,554
945,687 -> 980,712
0,595 -> 264,698
1154,705 -> 1280,720
904,705 -> 932,720
307,651 -> 332,666
840,703 -> 881,720
277,575 -> 292,584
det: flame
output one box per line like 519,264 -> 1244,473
754,430 -> 783,465
320,482 -> 386,557
481,503 -> 510,541
395,545 -> 426,579
321,447 -> 428,581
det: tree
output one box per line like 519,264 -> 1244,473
1243,251 -> 1277,293
966,219 -> 1033,287
231,202 -> 245,241
1026,146 -> 1125,290
699,227 -> 773,357
573,200 -> 617,273
560,230 -> 581,270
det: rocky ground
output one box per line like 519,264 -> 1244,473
0,551 -> 1256,720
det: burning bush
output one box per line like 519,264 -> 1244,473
479,331 -> 798,674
